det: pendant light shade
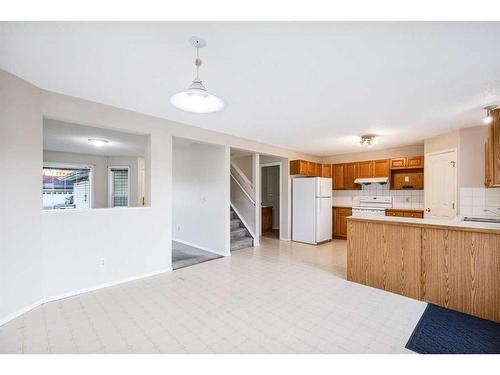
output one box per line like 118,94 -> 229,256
170,79 -> 225,113
170,37 -> 225,114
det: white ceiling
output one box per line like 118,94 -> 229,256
2,22 -> 500,156
43,118 -> 148,156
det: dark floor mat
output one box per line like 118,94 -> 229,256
406,304 -> 500,354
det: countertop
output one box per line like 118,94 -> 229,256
347,215 -> 500,234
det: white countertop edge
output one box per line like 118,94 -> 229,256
347,215 -> 500,232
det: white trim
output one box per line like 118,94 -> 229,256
230,203 -> 256,239
0,267 -> 172,328
108,165 -> 130,208
260,161 -> 283,240
173,238 -> 228,257
230,172 -> 256,205
230,161 -> 253,188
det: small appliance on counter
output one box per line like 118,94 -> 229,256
292,177 -> 332,244
352,196 -> 392,217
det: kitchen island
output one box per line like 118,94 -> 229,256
347,216 -> 500,322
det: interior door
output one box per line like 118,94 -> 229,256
425,150 -> 457,218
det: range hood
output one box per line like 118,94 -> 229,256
354,177 -> 389,185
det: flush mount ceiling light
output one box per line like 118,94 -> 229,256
88,138 -> 109,147
359,134 -> 378,147
170,36 -> 225,114
483,105 -> 497,124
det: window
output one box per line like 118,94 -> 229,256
43,165 -> 92,210
109,167 -> 129,207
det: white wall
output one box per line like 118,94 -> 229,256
1,68 -> 320,325
172,138 -> 228,256
0,69 -> 43,323
232,154 -> 253,182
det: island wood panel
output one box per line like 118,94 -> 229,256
421,228 -> 500,322
383,224 -> 422,299
347,220 -> 369,284
347,220 -> 421,299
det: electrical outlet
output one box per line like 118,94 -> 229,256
406,197 -> 410,203
100,259 -> 105,267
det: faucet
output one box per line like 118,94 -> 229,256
483,208 -> 500,217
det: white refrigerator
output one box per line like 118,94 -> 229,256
292,177 -> 332,244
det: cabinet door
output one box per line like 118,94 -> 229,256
333,207 -> 351,238
338,209 -> 350,237
373,159 -> 390,177
390,158 -> 406,169
322,164 -> 332,178
315,163 -> 322,177
333,164 -> 345,190
407,156 -> 424,169
357,160 -> 373,178
344,163 -> 359,189
305,161 -> 315,176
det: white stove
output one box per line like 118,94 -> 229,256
352,196 -> 393,217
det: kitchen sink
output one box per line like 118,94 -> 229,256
463,217 -> 500,223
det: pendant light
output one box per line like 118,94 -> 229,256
170,36 -> 225,113
483,105 -> 497,124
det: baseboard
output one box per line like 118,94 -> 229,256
43,267 -> 173,305
173,238 -> 226,256
0,300 -> 44,327
0,267 -> 172,328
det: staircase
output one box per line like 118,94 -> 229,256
230,208 -> 254,251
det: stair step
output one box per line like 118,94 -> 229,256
230,218 -> 241,230
231,237 -> 254,251
230,227 -> 248,240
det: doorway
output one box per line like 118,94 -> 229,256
424,149 -> 457,219
260,163 -> 282,239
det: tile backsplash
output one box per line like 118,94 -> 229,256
460,187 -> 500,217
332,183 -> 424,209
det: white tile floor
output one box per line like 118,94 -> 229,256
0,237 -> 426,354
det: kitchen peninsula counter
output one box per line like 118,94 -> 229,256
346,216 -> 500,322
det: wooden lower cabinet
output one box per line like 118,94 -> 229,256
421,228 -> 500,322
386,209 -> 424,218
333,207 -> 352,239
347,219 -> 500,322
261,206 -> 273,233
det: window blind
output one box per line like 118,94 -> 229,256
111,168 -> 129,207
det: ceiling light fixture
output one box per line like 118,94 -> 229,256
359,134 -> 377,147
483,105 -> 497,124
170,36 -> 225,114
88,138 -> 109,147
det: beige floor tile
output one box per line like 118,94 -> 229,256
0,238 -> 426,354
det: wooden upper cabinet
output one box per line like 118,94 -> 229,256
321,164 -> 332,178
373,159 -> 390,177
485,109 -> 500,187
290,160 -> 331,178
407,156 -> 424,169
332,164 -> 345,190
357,160 -> 373,178
390,158 -> 406,169
344,163 -> 360,189
289,160 -> 305,175
390,156 -> 424,170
